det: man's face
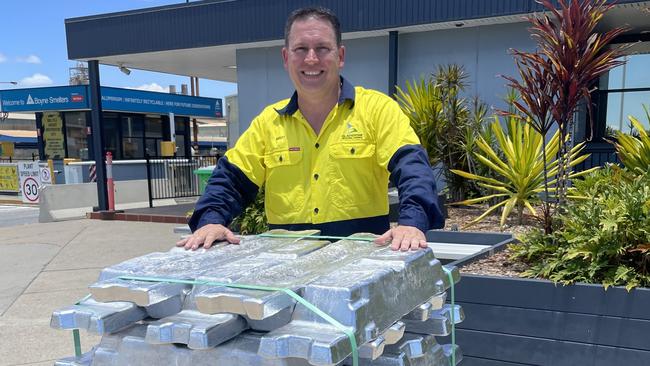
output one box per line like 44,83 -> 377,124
282,17 -> 345,98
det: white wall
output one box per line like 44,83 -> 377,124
398,22 -> 534,112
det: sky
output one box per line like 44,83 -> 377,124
0,0 -> 237,105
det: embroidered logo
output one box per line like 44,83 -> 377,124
341,121 -> 363,140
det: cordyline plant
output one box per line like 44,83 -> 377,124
502,0 -> 628,234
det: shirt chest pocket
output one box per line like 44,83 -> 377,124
264,150 -> 305,214
327,142 -> 377,207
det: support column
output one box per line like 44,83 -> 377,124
388,31 -> 399,99
88,60 -> 108,211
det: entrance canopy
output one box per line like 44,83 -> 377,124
0,86 -> 222,118
63,0 -> 650,82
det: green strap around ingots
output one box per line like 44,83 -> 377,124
442,266 -> 456,366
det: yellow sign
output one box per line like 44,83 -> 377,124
0,165 -> 19,192
0,142 -> 14,157
43,112 -> 65,158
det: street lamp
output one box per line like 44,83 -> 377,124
0,81 -> 17,85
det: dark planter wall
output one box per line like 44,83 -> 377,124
441,274 -> 650,366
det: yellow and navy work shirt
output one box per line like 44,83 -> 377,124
189,77 -> 444,236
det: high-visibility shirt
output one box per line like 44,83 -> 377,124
189,77 -> 443,236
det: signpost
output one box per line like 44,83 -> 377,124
18,162 -> 41,203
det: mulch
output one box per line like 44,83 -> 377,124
442,206 -> 538,277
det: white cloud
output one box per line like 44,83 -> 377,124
129,83 -> 169,93
20,73 -> 53,87
0,53 -> 6,63
17,55 -> 42,64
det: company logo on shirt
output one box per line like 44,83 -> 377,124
341,121 -> 363,140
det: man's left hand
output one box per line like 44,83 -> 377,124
374,225 -> 427,251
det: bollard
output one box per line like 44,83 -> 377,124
106,152 -> 115,211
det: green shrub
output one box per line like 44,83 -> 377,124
450,116 -> 593,229
395,64 -> 488,201
610,106 -> 650,176
231,187 -> 268,235
511,166 -> 650,290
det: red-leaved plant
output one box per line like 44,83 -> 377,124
502,0 -> 628,234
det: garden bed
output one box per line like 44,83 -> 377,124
441,208 -> 650,366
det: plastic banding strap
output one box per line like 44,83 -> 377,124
72,294 -> 92,358
442,267 -> 456,366
118,275 -> 359,366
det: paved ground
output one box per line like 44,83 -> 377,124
0,219 -> 181,366
0,205 -> 39,228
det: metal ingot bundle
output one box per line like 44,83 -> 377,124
52,231 -> 464,365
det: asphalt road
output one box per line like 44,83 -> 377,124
0,204 -> 39,228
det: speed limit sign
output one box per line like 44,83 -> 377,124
22,177 -> 39,203
18,162 -> 41,203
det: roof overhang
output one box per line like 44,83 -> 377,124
65,0 -> 650,83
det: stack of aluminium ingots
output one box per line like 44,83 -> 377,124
51,230 -> 464,366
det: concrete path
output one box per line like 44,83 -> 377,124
0,205 -> 39,228
0,219 -> 181,366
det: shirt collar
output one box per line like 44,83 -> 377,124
275,76 -> 356,116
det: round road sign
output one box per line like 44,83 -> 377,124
22,176 -> 39,202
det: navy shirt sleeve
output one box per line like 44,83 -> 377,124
388,144 -> 445,232
188,156 -> 260,232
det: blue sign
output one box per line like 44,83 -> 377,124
100,87 -> 222,117
0,86 -> 88,112
0,85 -> 222,117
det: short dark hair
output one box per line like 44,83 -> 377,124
284,6 -> 342,47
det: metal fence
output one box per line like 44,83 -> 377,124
0,153 -> 39,163
574,142 -> 619,172
145,155 -> 219,207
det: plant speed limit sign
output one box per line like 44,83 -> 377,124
22,177 -> 39,203
18,162 -> 41,203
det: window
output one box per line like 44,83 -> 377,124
121,115 -> 144,159
175,117 -> 188,157
64,112 -> 88,159
145,116 -> 163,157
598,52 -> 650,137
102,114 -> 121,160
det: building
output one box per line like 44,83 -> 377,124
0,85 -> 223,160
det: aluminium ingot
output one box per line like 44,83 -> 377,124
259,247 -> 450,365
194,237 -> 380,320
50,297 -> 146,334
144,310 -> 248,349
403,304 -> 464,336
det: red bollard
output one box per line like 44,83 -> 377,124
106,151 -> 115,211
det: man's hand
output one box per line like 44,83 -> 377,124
176,224 -> 240,250
374,225 -> 427,251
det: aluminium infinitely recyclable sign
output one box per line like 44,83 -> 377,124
101,87 -> 223,118
0,86 -> 222,118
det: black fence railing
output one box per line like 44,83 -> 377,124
145,155 -> 219,207
575,142 -> 619,172
0,153 -> 39,163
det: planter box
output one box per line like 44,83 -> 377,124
425,230 -> 514,262
442,244 -> 650,366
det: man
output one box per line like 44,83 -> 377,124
179,6 -> 443,252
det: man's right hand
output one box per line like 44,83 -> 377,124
176,224 -> 240,250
